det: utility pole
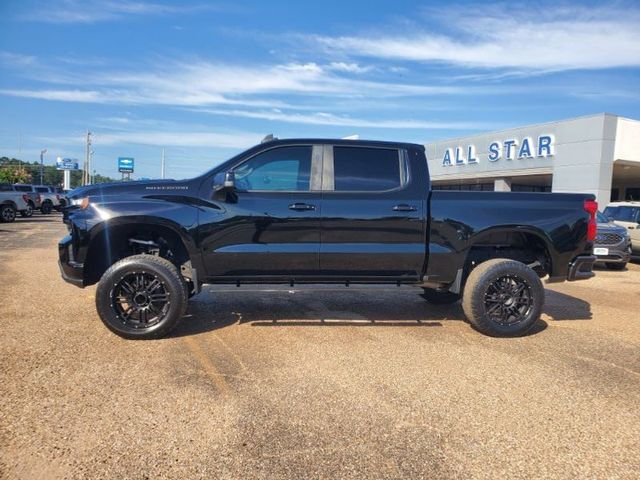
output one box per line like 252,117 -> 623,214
161,147 -> 165,179
83,131 -> 92,185
40,149 -> 47,185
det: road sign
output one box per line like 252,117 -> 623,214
118,157 -> 134,173
56,157 -> 80,170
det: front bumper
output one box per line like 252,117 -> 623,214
58,234 -> 85,287
567,255 -> 596,281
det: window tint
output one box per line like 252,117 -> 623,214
0,184 -> 12,191
333,147 -> 402,191
13,185 -> 32,192
234,146 -> 312,191
35,187 -> 49,193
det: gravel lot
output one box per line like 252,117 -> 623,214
1,214 -> 639,479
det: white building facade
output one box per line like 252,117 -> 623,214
425,113 -> 640,206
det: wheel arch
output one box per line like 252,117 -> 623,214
83,216 -> 200,286
457,226 -> 555,291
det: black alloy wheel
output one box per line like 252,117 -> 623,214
462,259 -> 544,337
96,254 -> 188,339
482,274 -> 533,326
20,203 -> 33,217
111,272 -> 171,329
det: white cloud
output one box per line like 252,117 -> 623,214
94,130 -> 261,148
0,89 -> 104,102
0,59 -> 470,108
19,0 -> 225,23
328,62 -> 372,74
310,5 -> 640,71
198,108 -> 491,130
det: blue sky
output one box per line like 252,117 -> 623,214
0,0 -> 639,179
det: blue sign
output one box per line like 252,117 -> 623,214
56,157 -> 79,170
118,157 -> 134,173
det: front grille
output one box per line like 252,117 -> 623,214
595,232 -> 623,245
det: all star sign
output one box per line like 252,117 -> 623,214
442,135 -> 555,166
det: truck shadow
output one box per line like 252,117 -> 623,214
166,287 -> 594,338
543,290 -> 592,321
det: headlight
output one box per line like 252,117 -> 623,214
70,197 -> 90,209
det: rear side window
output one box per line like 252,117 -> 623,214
333,147 -> 404,191
0,184 -> 12,191
35,187 -> 49,193
13,185 -> 32,192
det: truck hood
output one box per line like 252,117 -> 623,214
67,179 -> 194,200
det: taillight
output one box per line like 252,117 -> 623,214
584,199 -> 598,242
22,194 -> 29,203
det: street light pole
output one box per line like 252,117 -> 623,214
40,149 -> 47,185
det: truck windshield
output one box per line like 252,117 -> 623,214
603,206 -> 640,223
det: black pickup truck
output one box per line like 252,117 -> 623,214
60,139 -> 597,339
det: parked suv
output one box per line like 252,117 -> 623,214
603,202 -> 640,256
0,183 -> 39,217
0,186 -> 30,222
33,185 -> 62,212
594,211 -> 631,269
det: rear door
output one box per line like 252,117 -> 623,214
319,145 -> 426,278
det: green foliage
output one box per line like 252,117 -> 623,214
0,156 -> 117,187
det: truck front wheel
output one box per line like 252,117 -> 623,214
462,259 -> 544,337
95,254 -> 188,339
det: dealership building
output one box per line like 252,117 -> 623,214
425,113 -> 640,207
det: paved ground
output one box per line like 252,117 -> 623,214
1,214 -> 639,479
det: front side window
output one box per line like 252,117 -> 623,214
234,146 -> 312,192
333,147 -> 404,191
35,187 -> 48,193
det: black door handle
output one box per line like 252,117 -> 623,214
392,204 -> 417,212
289,203 -> 315,211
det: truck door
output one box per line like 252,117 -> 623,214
319,145 -> 426,279
199,145 -> 322,278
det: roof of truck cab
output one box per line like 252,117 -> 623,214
259,138 -> 425,150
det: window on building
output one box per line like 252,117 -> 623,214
333,147 -> 404,191
511,184 -> 551,192
625,188 -> 640,201
432,183 -> 493,191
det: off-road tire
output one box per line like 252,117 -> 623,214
96,254 -> 188,339
0,204 -> 16,223
421,288 -> 460,304
606,262 -> 627,271
462,259 -> 544,337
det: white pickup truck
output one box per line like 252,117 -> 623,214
0,189 -> 29,223
33,185 -> 63,213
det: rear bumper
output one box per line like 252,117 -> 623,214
567,255 -> 597,281
58,235 -> 85,287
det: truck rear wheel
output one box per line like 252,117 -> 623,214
1,204 -> 16,223
462,259 -> 544,337
95,254 -> 188,339
41,201 -> 52,214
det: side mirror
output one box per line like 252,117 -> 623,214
214,171 -> 236,192
213,171 -> 237,202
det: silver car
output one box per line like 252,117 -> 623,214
594,211 -> 632,270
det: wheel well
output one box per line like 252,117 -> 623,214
1,201 -> 17,209
84,224 -> 190,285
465,230 -> 552,279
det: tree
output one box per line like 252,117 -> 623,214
0,165 -> 32,183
